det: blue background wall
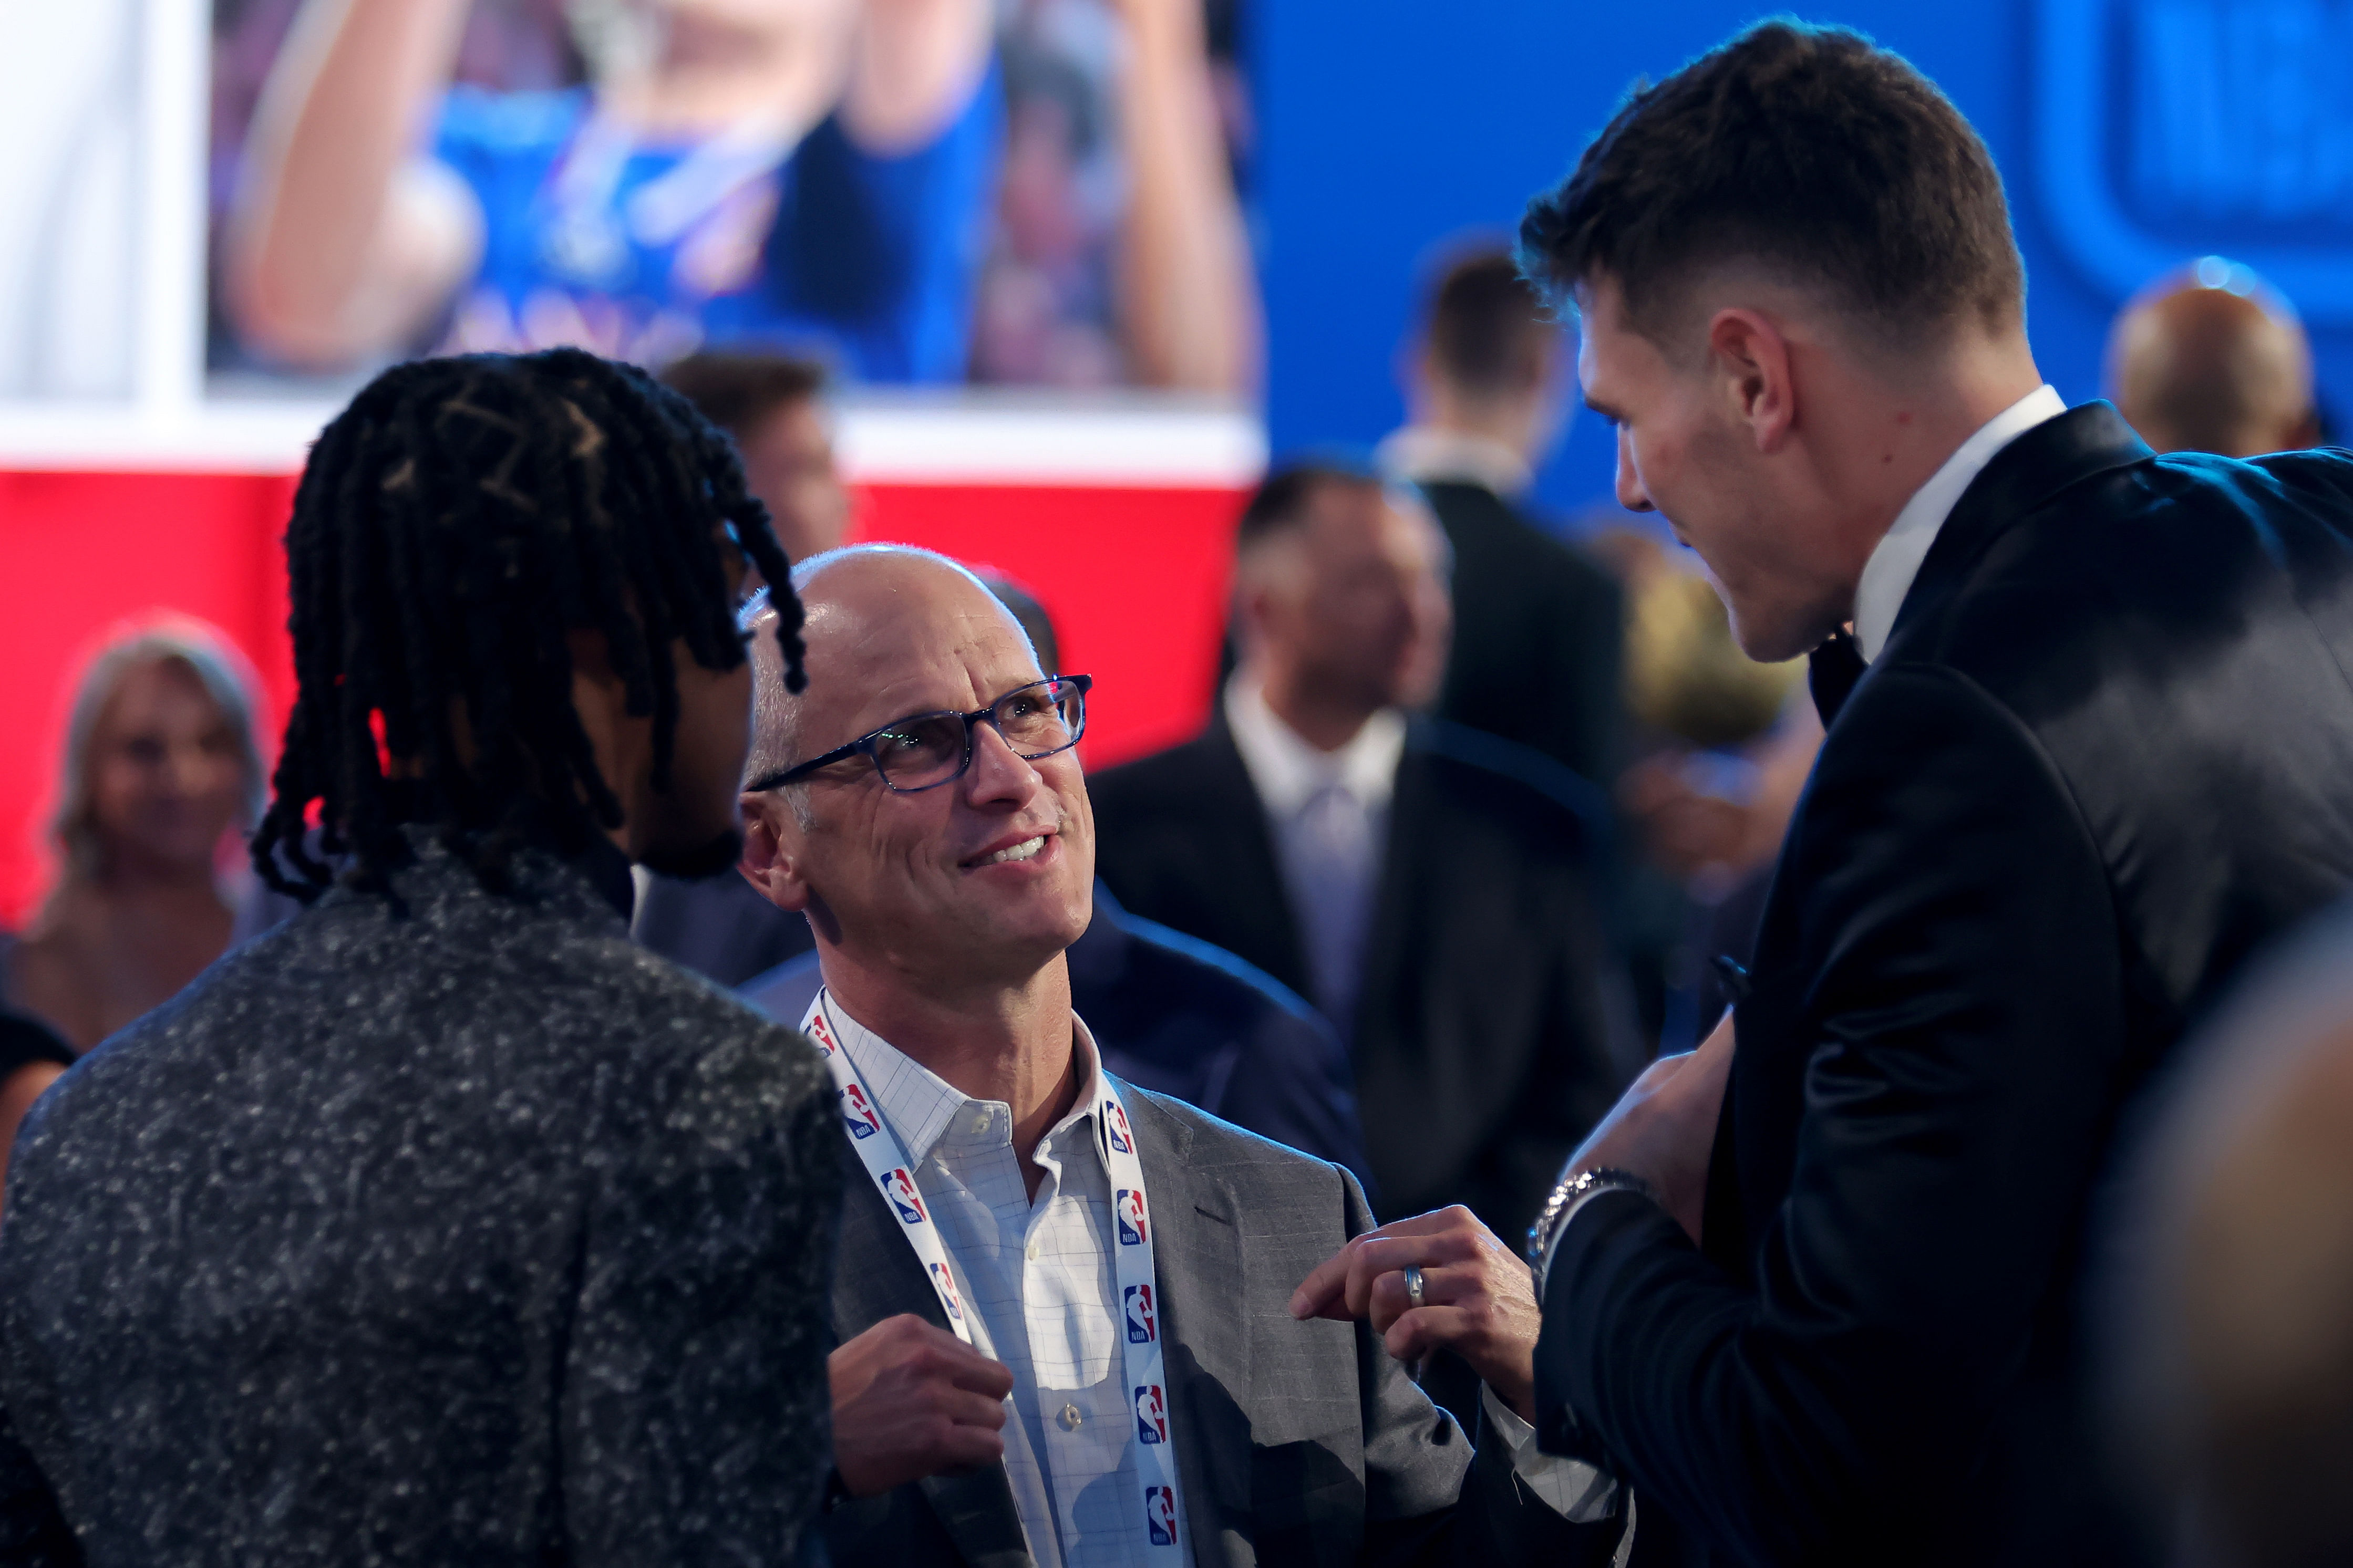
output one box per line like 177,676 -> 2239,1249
1255,1 -> 2353,527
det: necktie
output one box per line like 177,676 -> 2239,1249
1284,783 -> 1378,1038
1809,628 -> 1867,728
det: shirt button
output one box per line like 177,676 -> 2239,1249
1059,1403 -> 1083,1430
1026,1240 -> 1041,1261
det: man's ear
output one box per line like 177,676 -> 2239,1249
739,792 -> 814,914
1705,308 -> 1798,454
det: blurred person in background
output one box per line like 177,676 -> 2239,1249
1091,460 -> 1633,1248
2105,901 -> 2353,1568
661,348 -> 850,563
2108,260 -> 2323,460
0,349 -> 843,1561
972,0 -> 1258,392
1598,526 -> 1814,1049
1377,245 -> 1622,790
632,346 -> 852,981
226,0 -> 999,381
739,568 -> 1375,1182
0,620 -> 267,1064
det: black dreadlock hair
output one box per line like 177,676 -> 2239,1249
253,347 -> 808,902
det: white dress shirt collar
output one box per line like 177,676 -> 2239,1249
822,996 -> 1109,1169
1852,384 -> 2067,663
1222,675 -> 1407,819
1375,424 -> 1534,499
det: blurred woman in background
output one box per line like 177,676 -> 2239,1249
0,621 -> 267,1185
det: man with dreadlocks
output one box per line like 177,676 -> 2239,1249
0,348 -> 844,1565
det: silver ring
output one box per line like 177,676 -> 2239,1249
1403,1263 -> 1426,1310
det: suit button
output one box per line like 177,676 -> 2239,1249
1059,1403 -> 1083,1430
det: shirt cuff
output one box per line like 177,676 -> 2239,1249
1537,1182 -> 1654,1297
1480,1383 -> 1619,1522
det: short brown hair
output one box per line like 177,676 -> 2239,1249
1518,22 -> 2024,349
657,350 -> 827,439
1423,247 -> 1556,397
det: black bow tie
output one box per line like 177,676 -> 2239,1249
1810,628 -> 1867,727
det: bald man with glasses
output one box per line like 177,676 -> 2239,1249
734,544 -> 1625,1568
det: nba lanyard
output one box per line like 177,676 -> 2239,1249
801,990 -> 1186,1552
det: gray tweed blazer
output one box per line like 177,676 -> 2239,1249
0,832 -> 843,1566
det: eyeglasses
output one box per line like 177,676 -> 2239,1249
750,674 -> 1092,794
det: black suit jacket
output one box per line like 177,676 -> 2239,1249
1420,479 -> 1625,788
823,1083 -> 1624,1567
0,833 -> 843,1566
1534,406 -> 2353,1565
1090,719 -> 1633,1239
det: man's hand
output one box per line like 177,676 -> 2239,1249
1567,1012 -> 1735,1243
1287,1207 -> 1542,1422
829,1314 -> 1014,1498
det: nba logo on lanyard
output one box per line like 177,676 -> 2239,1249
805,989 -> 1185,1550
1134,1384 -> 1168,1444
881,1168 -> 928,1226
1124,1283 -> 1156,1344
928,1262 -> 965,1322
805,1012 -> 839,1056
839,1083 -> 881,1139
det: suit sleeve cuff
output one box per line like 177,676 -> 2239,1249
1480,1384 -> 1619,1522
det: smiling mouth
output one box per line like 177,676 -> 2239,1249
966,835 -> 1048,868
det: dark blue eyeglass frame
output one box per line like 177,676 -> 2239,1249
749,674 -> 1093,794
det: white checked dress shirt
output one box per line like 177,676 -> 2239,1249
1223,676 -> 1406,1037
828,1003 -> 1192,1568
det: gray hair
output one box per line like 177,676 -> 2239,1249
51,619 -> 268,879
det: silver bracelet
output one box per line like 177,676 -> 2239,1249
1526,1167 -> 1661,1280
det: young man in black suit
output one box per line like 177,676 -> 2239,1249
1090,463 -> 1634,1247
1498,21 -> 2353,1565
1379,246 -> 1626,790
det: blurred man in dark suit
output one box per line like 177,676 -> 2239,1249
1509,21 -> 2353,1565
1091,461 -> 1634,1245
1378,246 -> 1625,788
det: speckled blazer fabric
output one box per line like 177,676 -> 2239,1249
0,832 -> 843,1566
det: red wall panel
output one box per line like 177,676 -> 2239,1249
0,470 -> 1238,926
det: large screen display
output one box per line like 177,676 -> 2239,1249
0,0 -> 1258,406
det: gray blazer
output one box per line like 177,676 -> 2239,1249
823,1082 -> 1625,1567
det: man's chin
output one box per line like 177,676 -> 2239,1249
636,828 -> 745,882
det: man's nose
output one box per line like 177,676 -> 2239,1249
962,720 -> 1042,806
1615,426 -> 1655,513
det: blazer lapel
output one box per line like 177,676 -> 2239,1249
1888,401 -> 2152,654
833,1145 -> 1035,1568
1122,1085 -> 1252,1568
